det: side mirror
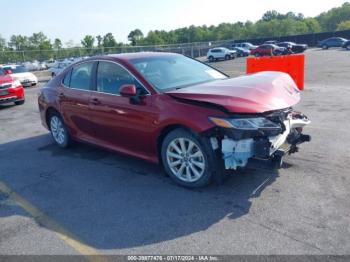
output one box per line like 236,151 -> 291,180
4,69 -> 12,75
120,84 -> 137,97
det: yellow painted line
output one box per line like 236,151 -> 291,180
0,181 -> 108,262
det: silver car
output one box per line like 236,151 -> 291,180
207,47 -> 237,62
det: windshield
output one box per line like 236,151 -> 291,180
3,66 -> 27,74
130,55 -> 227,91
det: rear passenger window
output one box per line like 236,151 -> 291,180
70,62 -> 93,90
97,61 -> 143,95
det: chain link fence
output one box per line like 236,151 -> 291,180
1,29 -> 350,64
0,40 -> 234,64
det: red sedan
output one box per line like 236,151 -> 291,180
0,68 -> 25,106
38,53 -> 310,188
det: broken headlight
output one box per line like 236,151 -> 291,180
209,117 -> 282,131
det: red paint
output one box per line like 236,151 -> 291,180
247,54 -> 305,90
0,73 -> 25,104
38,53 -> 302,163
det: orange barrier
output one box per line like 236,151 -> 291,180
246,54 -> 305,90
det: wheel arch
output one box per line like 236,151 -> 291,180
156,124 -> 198,163
45,106 -> 61,130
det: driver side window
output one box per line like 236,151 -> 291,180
97,61 -> 145,95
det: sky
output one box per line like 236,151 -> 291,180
1,0 -> 347,45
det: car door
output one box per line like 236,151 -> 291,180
88,61 -> 156,158
58,61 -> 96,140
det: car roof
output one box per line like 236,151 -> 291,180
106,52 -> 182,61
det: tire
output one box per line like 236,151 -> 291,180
208,56 -> 214,62
346,45 -> 350,50
161,128 -> 216,188
48,112 -> 71,148
254,53 -> 260,57
51,72 -> 56,77
322,45 -> 328,50
225,55 -> 230,60
14,100 -> 25,106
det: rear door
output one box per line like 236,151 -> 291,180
58,61 -> 96,140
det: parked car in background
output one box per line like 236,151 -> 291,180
45,59 -> 57,68
318,37 -> 348,49
232,42 -> 257,50
250,44 -> 290,57
38,52 -> 311,188
0,67 -> 25,106
207,47 -> 237,62
264,40 -> 278,45
48,62 -> 71,77
231,47 -> 250,57
277,42 -> 308,53
23,61 -> 40,71
342,40 -> 350,50
1,65 -> 38,87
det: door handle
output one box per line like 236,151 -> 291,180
58,93 -> 65,99
90,98 -> 101,105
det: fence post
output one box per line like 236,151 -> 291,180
191,45 -> 194,57
22,51 -> 25,62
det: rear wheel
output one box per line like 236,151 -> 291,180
14,100 -> 25,106
161,129 -> 215,188
225,55 -> 230,60
322,45 -> 328,50
49,112 -> 71,148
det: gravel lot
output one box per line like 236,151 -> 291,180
0,49 -> 349,256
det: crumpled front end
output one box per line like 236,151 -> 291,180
208,109 -> 311,170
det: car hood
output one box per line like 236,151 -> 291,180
166,71 -> 301,113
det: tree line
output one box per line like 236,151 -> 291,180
1,2 -> 350,62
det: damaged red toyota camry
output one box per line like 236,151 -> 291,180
38,52 -> 311,188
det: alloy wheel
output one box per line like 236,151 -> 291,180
166,138 -> 205,183
50,116 -> 66,145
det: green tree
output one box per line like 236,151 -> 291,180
81,35 -> 95,48
102,33 -> 117,47
8,35 -> 30,50
96,35 -> 103,47
317,2 -> 350,31
0,35 -> 7,51
29,32 -> 51,49
128,29 -> 144,46
53,38 -> 62,49
337,20 -> 350,30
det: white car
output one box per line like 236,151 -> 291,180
207,47 -> 237,62
2,64 -> 38,87
232,42 -> 258,50
48,62 -> 71,77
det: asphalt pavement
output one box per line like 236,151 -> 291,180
0,49 -> 349,257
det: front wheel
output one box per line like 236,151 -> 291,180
208,56 -> 214,62
49,112 -> 71,148
161,129 -> 215,188
322,45 -> 328,50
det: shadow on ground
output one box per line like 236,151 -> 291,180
0,134 -> 282,250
